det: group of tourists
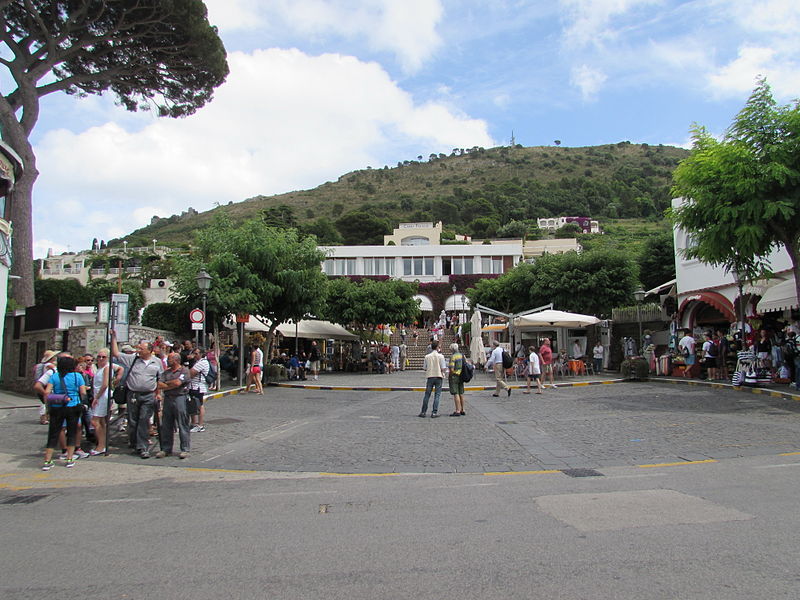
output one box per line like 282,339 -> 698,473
34,335 -> 216,471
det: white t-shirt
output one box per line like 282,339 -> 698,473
593,344 -> 604,360
189,357 -> 210,393
679,335 -> 696,355
527,352 -> 541,375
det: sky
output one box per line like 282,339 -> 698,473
30,0 -> 800,258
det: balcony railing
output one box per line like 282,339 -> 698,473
90,269 -> 106,276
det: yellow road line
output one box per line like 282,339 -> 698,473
779,451 -> 800,456
638,459 -> 717,468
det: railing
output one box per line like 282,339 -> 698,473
125,267 -> 142,273
41,268 -> 61,275
63,267 -> 82,274
612,304 -> 668,323
90,269 -> 106,276
108,268 -> 121,275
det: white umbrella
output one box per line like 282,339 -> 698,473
469,309 -> 486,365
513,309 -> 600,328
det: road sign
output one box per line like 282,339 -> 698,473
189,308 -> 205,324
191,322 -> 203,330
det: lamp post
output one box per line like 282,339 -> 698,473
633,288 -> 646,356
152,239 -> 157,253
196,270 -> 212,348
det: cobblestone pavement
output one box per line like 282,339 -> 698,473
5,377 -> 799,474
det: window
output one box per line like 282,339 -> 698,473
480,257 -> 503,274
364,258 -> 395,276
452,257 -> 474,275
403,257 -> 434,276
324,258 -> 356,275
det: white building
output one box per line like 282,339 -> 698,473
537,216 -> 600,234
672,197 -> 795,331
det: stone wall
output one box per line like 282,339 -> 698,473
1,318 -> 175,395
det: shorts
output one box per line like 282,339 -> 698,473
251,366 -> 262,374
188,389 -> 204,415
310,360 -> 320,372
528,373 -> 541,380
685,354 -> 696,365
448,375 -> 464,395
542,364 -> 553,373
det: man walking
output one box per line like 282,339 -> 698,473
539,338 -> 555,387
309,340 -> 322,380
111,332 -> 164,459
486,340 -> 511,397
418,340 -> 448,418
156,352 -> 191,459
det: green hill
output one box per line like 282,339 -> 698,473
112,141 -> 688,248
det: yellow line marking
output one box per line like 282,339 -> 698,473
184,467 -> 260,474
484,469 -> 562,476
779,452 -> 800,456
638,459 -> 717,468
0,473 -> 20,478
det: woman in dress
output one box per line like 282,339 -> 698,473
91,349 -> 123,456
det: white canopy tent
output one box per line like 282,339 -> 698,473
224,316 -> 358,340
513,309 -> 600,329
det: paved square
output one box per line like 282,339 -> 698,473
535,489 -> 753,532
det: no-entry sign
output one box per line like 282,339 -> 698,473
189,308 -> 205,324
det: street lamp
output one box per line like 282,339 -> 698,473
152,239 -> 157,252
196,270 -> 212,348
633,288 -> 646,355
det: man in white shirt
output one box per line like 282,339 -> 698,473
188,348 -> 210,433
418,341 -> 448,418
678,332 -> 696,377
486,340 -> 511,397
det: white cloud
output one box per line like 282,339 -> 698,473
570,64 -> 607,101
204,0 -> 265,32
207,0 -> 443,73
707,45 -> 800,99
559,0 -> 660,49
33,48 -> 492,255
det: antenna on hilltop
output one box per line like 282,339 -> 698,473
510,130 -> 516,147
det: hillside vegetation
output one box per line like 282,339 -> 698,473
112,141 -> 688,248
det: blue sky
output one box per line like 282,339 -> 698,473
32,0 -> 800,257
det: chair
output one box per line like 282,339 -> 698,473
583,359 -> 595,375
554,357 -> 570,378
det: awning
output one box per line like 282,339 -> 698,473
679,291 -> 737,322
444,294 -> 471,312
481,323 -> 508,332
275,319 -> 359,340
224,316 -> 358,340
414,294 -> 433,311
757,277 -> 797,313
513,309 -> 600,328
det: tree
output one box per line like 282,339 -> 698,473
324,277 -> 419,337
0,1 -> 229,307
33,278 -> 90,308
466,249 -> 637,317
671,78 -> 800,310
335,210 -> 391,245
299,217 -> 343,245
170,216 -> 329,356
141,302 -> 184,334
638,231 -> 676,291
555,222 -> 583,238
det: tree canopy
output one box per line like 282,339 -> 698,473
466,249 -> 637,317
323,277 -> 420,336
0,0 -> 229,306
671,78 -> 800,304
170,216 -> 329,351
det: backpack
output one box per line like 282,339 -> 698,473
460,360 -> 474,383
501,350 -> 513,369
204,363 -> 217,386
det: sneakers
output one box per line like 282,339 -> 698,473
431,412 -> 439,418
140,451 -> 150,459
190,425 -> 205,433
65,459 -> 76,468
155,451 -> 170,459
74,449 -> 90,459
42,461 -> 54,471
89,449 -> 105,456
507,388 -> 512,397
178,452 -> 189,459
418,412 -> 426,418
